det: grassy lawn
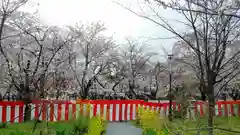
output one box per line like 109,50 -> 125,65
0,121 -> 78,135
0,116 -> 107,135
132,116 -> 240,135
1,117 -> 240,135
169,117 -> 240,135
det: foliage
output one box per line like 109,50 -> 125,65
133,103 -> 240,135
134,112 -> 240,135
0,123 -> 7,129
136,106 -> 168,135
0,115 -> 106,135
86,116 -> 105,135
72,115 -> 90,135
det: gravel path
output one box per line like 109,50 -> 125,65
106,122 -> 142,135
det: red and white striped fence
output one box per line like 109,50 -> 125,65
1,100 -> 240,123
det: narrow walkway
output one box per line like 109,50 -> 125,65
106,122 -> 142,135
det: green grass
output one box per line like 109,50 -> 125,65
0,121 -> 76,135
168,117 -> 240,135
2,117 -> 240,135
133,117 -> 240,135
0,116 -> 108,135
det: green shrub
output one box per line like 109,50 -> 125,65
8,132 -> 29,135
56,130 -> 66,135
86,116 -> 105,135
0,115 -> 105,135
72,115 -> 89,135
143,128 -> 157,135
136,106 -> 168,135
0,123 -> 7,128
0,102 -> 107,135
173,110 -> 182,119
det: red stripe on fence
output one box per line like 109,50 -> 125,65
194,102 -> 198,116
72,104 -> 76,120
163,103 -> 167,116
57,103 -> 62,121
2,105 -> 6,123
50,103 -> 54,122
173,102 -> 176,111
129,103 -> 133,120
0,101 -> 24,106
42,104 -> 46,121
200,102 -> 204,116
106,103 -> 110,121
218,103 -> 222,116
124,103 -> 128,120
34,104 -> 39,120
19,105 -> 24,123
93,103 -> 97,116
178,104 -> 181,112
100,103 -> 104,118
112,103 -> 116,121
119,103 -> 123,121
65,103 -> 69,121
10,105 -> 15,123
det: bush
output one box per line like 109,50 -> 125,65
86,116 -> 105,135
136,106 -> 168,135
172,110 -> 182,119
0,123 -> 7,128
143,128 -> 157,135
0,103 -> 105,135
72,115 -> 90,135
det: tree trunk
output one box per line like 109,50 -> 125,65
24,99 -> 31,121
23,60 -> 32,121
112,78 -> 124,91
39,73 -> 45,98
56,89 -> 60,100
199,86 -> 207,101
128,80 -> 136,99
22,83 -> 32,121
82,88 -> 88,99
168,72 -> 173,121
207,85 -> 215,135
82,84 -> 91,99
201,92 -> 207,101
0,93 -> 2,101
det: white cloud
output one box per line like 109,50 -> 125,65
37,0 -> 144,38
30,0 -> 185,61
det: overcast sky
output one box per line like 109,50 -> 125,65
31,0 -> 185,61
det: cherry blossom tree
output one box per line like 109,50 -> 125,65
117,0 -> 240,134
67,22 -> 116,99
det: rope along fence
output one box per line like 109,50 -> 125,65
0,100 -> 240,123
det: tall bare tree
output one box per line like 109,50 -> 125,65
0,0 -> 73,120
0,0 -> 32,120
152,61 -> 165,95
172,40 -> 208,100
68,22 -> 115,99
120,38 -> 156,98
116,0 -> 240,134
104,53 -> 128,91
